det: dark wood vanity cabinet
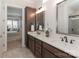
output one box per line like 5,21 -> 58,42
25,7 -> 45,48
28,35 -> 35,53
42,42 -> 75,58
27,34 -> 75,58
35,39 -> 42,58
25,7 -> 36,47
42,42 -> 57,58
42,48 -> 57,58
27,35 -> 42,57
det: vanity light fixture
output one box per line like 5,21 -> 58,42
36,7 -> 46,14
36,0 -> 47,14
31,7 -> 46,17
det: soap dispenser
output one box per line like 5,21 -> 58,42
39,25 -> 42,31
31,24 -> 35,32
45,28 -> 50,37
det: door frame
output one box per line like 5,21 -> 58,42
5,4 -> 25,51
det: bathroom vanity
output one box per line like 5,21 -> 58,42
25,0 -> 79,58
26,32 -> 76,58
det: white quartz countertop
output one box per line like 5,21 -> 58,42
28,32 -> 79,58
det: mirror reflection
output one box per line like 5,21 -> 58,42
57,0 -> 79,35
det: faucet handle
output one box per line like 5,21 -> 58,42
70,40 -> 75,44
61,38 -> 64,41
64,36 -> 68,43
60,37 -> 64,41
65,38 -> 68,43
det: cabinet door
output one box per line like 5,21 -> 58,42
35,39 -> 42,58
26,35 -> 29,48
43,42 -> 75,58
28,38 -> 31,49
42,48 -> 57,58
28,35 -> 35,53
35,44 -> 42,58
30,38 -> 35,53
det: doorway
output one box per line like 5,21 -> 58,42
7,6 -> 22,50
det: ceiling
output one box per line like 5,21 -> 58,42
32,0 -> 43,8
24,0 -> 42,8
33,0 -> 42,3
24,0 -> 42,4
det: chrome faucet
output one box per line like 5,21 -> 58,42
61,36 -> 75,44
70,40 -> 75,44
61,38 -> 64,41
61,36 -> 68,43
64,36 -> 68,43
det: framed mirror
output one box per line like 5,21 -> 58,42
56,0 -> 79,36
36,8 -> 45,31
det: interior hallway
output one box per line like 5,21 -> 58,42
0,40 -> 35,58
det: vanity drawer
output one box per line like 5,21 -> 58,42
35,41 -> 42,55
35,39 -> 42,57
42,48 -> 57,58
43,42 -> 57,52
28,35 -> 35,53
43,42 -> 75,58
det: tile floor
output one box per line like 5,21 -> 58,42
7,40 -> 22,50
0,40 -> 35,58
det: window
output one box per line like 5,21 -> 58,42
13,20 -> 18,31
7,20 -> 19,32
7,20 -> 12,30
